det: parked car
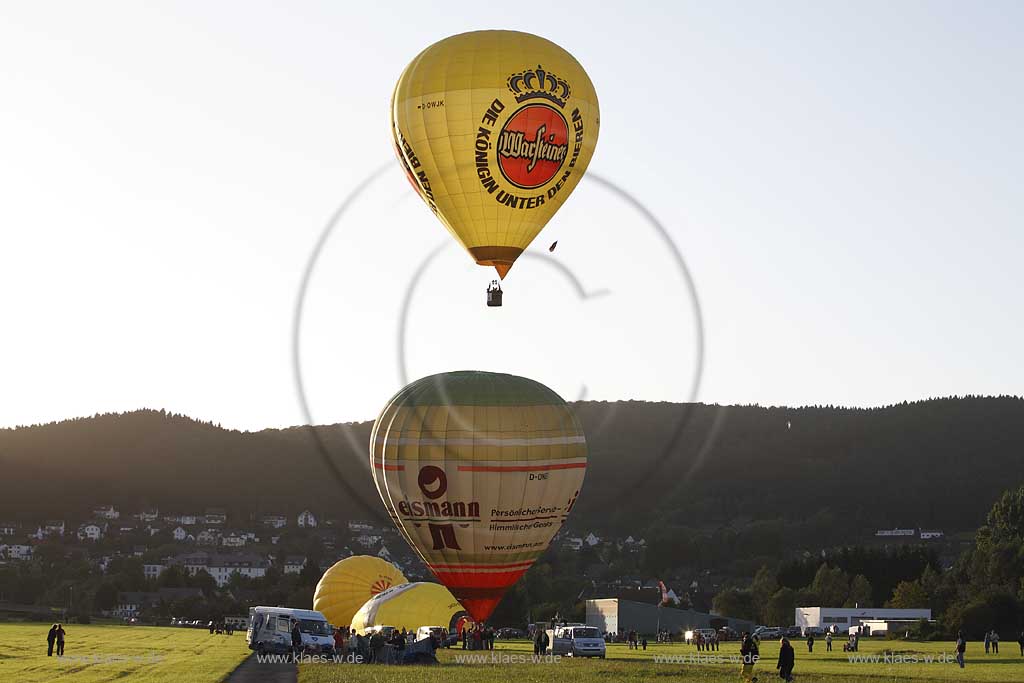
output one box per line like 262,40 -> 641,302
784,626 -> 803,638
753,626 -> 783,640
802,626 -> 826,637
717,626 -> 739,641
548,624 -> 606,658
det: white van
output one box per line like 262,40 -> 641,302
549,624 -> 606,658
246,606 -> 335,655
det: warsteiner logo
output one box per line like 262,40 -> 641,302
497,104 -> 569,189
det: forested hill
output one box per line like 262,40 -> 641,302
1,397 -> 1022,541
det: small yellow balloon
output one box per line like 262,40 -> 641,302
349,582 -> 472,635
391,30 -> 600,279
312,556 -> 407,628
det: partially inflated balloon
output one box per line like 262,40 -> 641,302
391,31 -> 600,279
349,582 -> 472,635
370,371 -> 587,622
312,556 -> 407,628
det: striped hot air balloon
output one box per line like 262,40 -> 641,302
370,371 -> 587,623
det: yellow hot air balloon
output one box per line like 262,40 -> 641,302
370,371 -> 587,623
312,556 -> 407,628
391,31 -> 600,282
349,582 -> 472,635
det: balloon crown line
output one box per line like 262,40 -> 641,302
507,65 -> 571,107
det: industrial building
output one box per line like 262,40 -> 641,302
795,607 -> 931,632
586,598 -> 756,635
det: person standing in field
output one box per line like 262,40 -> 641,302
826,632 -> 832,652
46,624 -> 57,657
55,624 -> 66,656
955,631 -> 967,669
806,633 -> 814,653
777,637 -> 795,682
1018,631 -> 1024,656
992,630 -> 999,653
740,632 -> 760,682
984,630 -> 990,654
291,620 -> 303,661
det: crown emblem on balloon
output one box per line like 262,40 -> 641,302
506,65 -> 571,107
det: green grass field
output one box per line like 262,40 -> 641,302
0,623 -> 250,683
3,624 -> 1024,683
300,638 -> 1024,683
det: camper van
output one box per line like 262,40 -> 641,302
246,606 -> 334,655
548,624 -> 606,658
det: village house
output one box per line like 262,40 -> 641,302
204,508 -> 228,525
112,587 -> 204,619
0,544 -> 33,561
283,556 -> 307,574
143,563 -> 165,580
356,534 -> 381,548
348,520 -> 375,533
261,514 -> 288,529
77,522 -> 104,541
196,529 -> 220,546
164,513 -> 199,526
137,508 -> 160,523
0,522 -> 18,536
221,532 -> 246,548
44,520 -> 66,537
167,552 -> 269,587
93,505 -> 120,520
297,510 -> 317,528
172,526 -> 191,542
209,555 -> 269,586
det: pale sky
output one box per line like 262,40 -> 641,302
2,1 -> 1021,430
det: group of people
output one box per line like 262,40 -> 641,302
460,623 -> 495,650
693,632 -> 720,651
330,626 -> 421,663
45,624 -> 66,657
983,629 -> 1000,653
207,620 -> 235,635
625,630 -> 648,650
737,632 -> 796,683
532,628 -> 549,655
